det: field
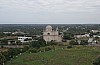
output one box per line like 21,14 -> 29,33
5,46 -> 100,65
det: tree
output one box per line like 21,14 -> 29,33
69,40 -> 78,45
22,46 -> 29,52
63,32 -> 74,40
30,38 -> 46,49
0,53 -> 6,65
1,39 -> 8,45
93,56 -> 100,65
46,41 -> 58,46
28,48 -> 38,53
80,40 -> 88,45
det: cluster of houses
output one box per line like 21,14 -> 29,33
1,25 -> 100,46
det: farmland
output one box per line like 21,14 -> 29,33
5,46 -> 100,65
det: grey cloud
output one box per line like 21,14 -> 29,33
0,0 -> 100,24
0,0 -> 100,12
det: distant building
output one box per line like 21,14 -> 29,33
91,30 -> 100,33
88,38 -> 97,45
43,25 -> 63,42
3,32 -> 11,34
88,38 -> 93,43
12,29 -> 25,35
74,34 -> 90,38
18,37 -> 32,43
8,40 -> 16,45
12,31 -> 25,35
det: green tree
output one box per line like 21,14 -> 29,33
30,39 -> 46,49
69,40 -> 78,45
22,46 -> 29,52
1,39 -> 8,45
93,56 -> 100,65
80,40 -> 88,45
0,53 -> 6,65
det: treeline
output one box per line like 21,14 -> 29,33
0,38 -> 58,65
28,38 -> 57,53
0,46 -> 29,65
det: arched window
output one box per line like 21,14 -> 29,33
47,33 -> 50,35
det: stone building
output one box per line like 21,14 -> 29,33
43,25 -> 63,42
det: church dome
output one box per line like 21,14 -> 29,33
46,25 -> 52,31
46,25 -> 52,29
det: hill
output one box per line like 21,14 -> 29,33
5,46 -> 100,65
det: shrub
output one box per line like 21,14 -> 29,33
69,40 -> 78,45
30,39 -> 46,49
28,48 -> 38,53
93,56 -> 100,65
46,42 -> 58,46
45,47 -> 52,51
67,45 -> 73,48
22,46 -> 29,53
80,40 -> 88,45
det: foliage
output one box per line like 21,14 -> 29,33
67,45 -> 73,48
46,41 -> 58,46
69,40 -> 78,45
80,40 -> 88,45
93,56 -> 100,65
30,39 -> 46,49
22,46 -> 29,53
0,53 -> 6,65
5,46 -> 100,65
45,47 -> 52,51
28,48 -> 38,53
0,39 -> 8,45
63,33 -> 74,40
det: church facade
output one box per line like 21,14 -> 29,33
43,25 -> 63,42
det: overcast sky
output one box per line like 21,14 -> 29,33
0,0 -> 100,24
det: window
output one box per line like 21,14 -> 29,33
47,33 -> 50,35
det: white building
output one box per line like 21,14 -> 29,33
43,25 -> 63,42
74,34 -> 90,38
91,30 -> 100,33
18,37 -> 32,43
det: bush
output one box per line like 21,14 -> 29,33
69,40 -> 78,45
80,40 -> 88,45
93,56 -> 100,65
67,45 -> 73,48
22,46 -> 29,53
30,39 -> 46,49
39,47 -> 45,52
47,42 -> 58,46
45,47 -> 52,51
0,39 -> 8,45
28,48 -> 38,53
58,43 -> 64,46
0,53 -> 6,65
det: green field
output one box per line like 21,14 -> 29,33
5,46 -> 100,65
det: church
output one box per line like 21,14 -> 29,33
43,25 -> 63,42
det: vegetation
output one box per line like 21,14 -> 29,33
4,46 -> 100,65
93,56 -> 100,65
0,46 -> 29,65
69,40 -> 78,45
30,39 -> 46,49
1,24 -> 100,65
80,40 -> 88,45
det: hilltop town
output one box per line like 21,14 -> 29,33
0,24 -> 100,65
0,24 -> 100,48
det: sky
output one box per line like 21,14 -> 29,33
0,0 -> 100,24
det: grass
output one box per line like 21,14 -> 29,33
5,46 -> 100,65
